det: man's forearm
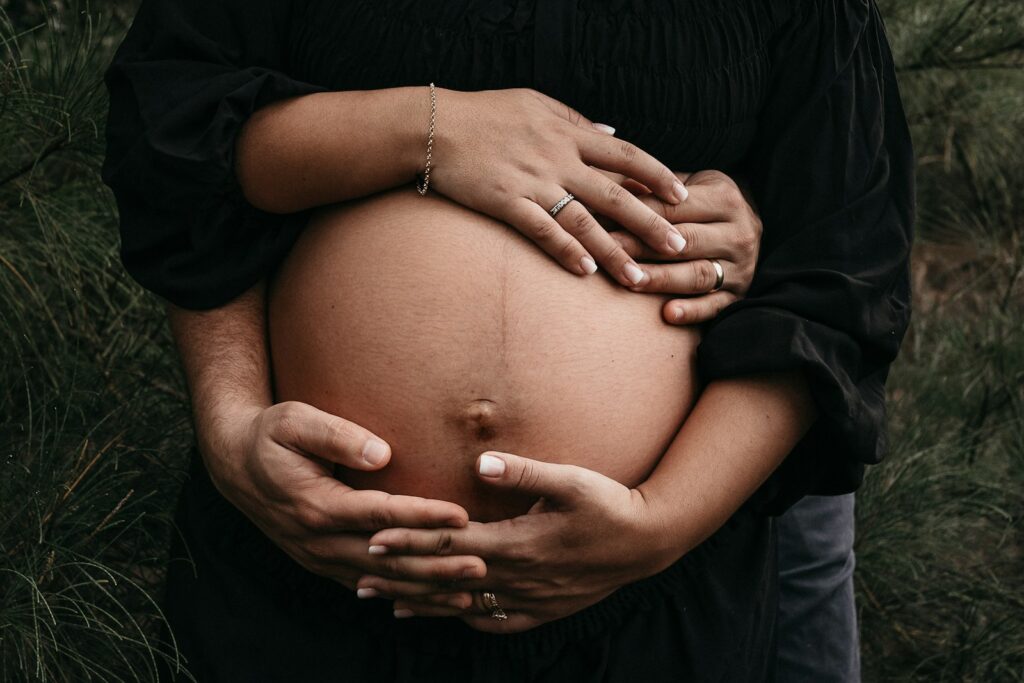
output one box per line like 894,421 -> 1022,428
639,372 -> 817,560
166,280 -> 271,475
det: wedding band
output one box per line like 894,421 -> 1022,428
482,591 -> 508,621
709,260 -> 725,292
549,193 -> 575,217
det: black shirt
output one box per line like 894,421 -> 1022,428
102,0 -> 915,512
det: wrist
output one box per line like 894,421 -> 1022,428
194,400 -> 265,488
628,488 -> 694,578
393,85 -> 446,185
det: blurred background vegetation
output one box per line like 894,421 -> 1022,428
0,0 -> 1021,680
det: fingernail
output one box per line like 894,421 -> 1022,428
592,122 -> 616,135
673,306 -> 685,323
478,454 -> 505,477
362,438 -> 389,465
368,545 -> 388,555
623,262 -> 645,285
673,180 -> 688,203
356,587 -> 378,599
666,229 -> 686,253
462,565 -> 483,579
393,609 -> 415,619
580,255 -> 598,275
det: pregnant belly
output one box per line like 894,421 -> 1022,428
267,186 -> 701,521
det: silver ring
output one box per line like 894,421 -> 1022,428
548,193 -> 575,217
710,260 -> 725,292
481,591 -> 508,621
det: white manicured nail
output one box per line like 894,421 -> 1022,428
580,255 -> 598,274
592,122 -> 616,135
673,180 -> 688,203
356,588 -> 378,599
623,262 -> 645,284
478,454 -> 506,477
368,545 -> 388,555
667,230 -> 686,253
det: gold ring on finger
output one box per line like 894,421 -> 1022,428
481,591 -> 508,621
709,259 -> 725,292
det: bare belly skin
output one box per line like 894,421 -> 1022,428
267,186 -> 702,521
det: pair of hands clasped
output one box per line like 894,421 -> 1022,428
207,87 -> 762,633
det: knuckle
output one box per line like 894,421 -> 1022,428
556,236 -> 581,263
735,228 -> 759,258
703,169 -> 731,187
618,140 -> 639,164
600,245 -> 630,270
530,217 -> 560,242
693,262 -> 716,291
716,182 -> 743,211
296,502 -> 330,531
302,540 -> 331,564
270,401 -> 305,440
380,556 -> 403,576
368,498 -> 394,529
568,207 -> 596,236
604,181 -> 629,208
643,210 -> 664,236
433,531 -> 455,556
678,227 -> 697,252
324,419 -> 355,450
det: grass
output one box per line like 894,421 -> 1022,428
0,0 -> 1021,681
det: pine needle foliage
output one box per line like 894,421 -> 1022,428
859,1 -> 1024,680
1,2 -> 192,681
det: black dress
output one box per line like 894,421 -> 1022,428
102,1 -> 915,680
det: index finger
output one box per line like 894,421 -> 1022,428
577,133 -> 687,206
323,489 -> 469,532
367,520 -> 513,561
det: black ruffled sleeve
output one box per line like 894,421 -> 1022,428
697,0 -> 915,513
102,0 -> 326,310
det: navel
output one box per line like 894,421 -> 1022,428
456,398 -> 501,441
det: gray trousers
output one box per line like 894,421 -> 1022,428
775,493 -> 861,683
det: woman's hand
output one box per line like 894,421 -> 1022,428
598,169 -> 763,325
433,88 -> 690,288
356,452 -> 680,633
203,400 -> 486,601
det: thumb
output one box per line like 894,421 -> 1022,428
475,451 -> 591,504
269,401 -> 392,471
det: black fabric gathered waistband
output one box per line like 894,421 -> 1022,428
183,447 -> 770,661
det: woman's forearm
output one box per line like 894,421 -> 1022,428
638,372 -> 818,561
235,87 -> 430,213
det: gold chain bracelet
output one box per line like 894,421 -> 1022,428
415,82 -> 436,195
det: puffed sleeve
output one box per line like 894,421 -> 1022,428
102,0 -> 327,309
697,0 -> 915,513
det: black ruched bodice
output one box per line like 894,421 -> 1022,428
287,1 -> 773,170
102,0 -> 915,511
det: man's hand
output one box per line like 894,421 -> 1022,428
205,400 -> 485,595
596,169 -> 763,325
167,283 -> 483,606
